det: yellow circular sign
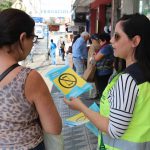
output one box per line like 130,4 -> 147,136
58,73 -> 77,88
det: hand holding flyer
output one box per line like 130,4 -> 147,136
64,102 -> 99,137
46,66 -> 92,99
65,112 -> 89,126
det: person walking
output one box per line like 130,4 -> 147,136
64,13 -> 150,150
0,8 -> 62,150
60,41 -> 65,61
49,39 -> 57,65
72,31 -> 90,76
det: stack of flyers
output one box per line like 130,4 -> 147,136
64,102 -> 100,131
64,112 -> 89,127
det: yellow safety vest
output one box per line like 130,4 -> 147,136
98,73 -> 150,150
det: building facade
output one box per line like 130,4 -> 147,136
71,0 -> 150,35
71,0 -> 112,34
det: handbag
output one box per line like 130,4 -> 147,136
82,63 -> 96,82
44,131 -> 64,150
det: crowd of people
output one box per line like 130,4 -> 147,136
0,8 -> 150,150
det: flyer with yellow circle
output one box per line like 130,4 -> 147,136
46,66 -> 92,99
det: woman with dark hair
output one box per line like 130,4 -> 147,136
94,33 -> 114,99
0,9 -> 62,149
64,13 -> 150,150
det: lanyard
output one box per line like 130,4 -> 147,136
99,132 -> 106,150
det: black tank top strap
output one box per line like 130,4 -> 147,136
0,63 -> 20,81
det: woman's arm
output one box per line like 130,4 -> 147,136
108,73 -> 139,138
94,51 -> 104,62
64,98 -> 109,134
25,70 -> 62,135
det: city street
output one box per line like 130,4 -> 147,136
1,0 -> 150,149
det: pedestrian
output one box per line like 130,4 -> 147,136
49,39 -> 57,65
65,46 -> 73,68
0,8 -> 62,149
57,37 -> 63,56
64,13 -> 150,150
71,34 -> 80,71
72,31 -> 90,76
60,41 -> 65,61
94,33 -> 114,99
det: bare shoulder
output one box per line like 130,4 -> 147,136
25,69 -> 50,103
26,68 -> 42,79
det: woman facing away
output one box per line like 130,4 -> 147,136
0,9 -> 62,149
64,13 -> 150,150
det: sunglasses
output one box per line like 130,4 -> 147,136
113,32 -> 121,41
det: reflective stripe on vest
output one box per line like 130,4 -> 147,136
98,74 -> 150,150
102,134 -> 150,150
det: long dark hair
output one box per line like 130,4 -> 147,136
0,8 -> 35,48
114,57 -> 126,73
118,13 -> 150,81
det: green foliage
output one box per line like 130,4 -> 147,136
0,0 -> 13,11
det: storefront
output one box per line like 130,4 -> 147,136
90,0 -> 112,34
71,0 -> 112,34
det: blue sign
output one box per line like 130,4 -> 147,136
32,17 -> 43,23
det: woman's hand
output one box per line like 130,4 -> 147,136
64,97 -> 85,112
64,97 -> 109,133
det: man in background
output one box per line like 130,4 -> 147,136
72,31 -> 90,76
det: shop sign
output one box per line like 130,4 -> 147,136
48,25 -> 60,31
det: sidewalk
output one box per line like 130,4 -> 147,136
51,86 -> 98,150
26,55 -> 98,150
